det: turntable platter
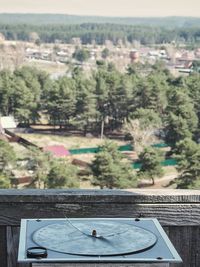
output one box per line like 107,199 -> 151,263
32,220 -> 157,256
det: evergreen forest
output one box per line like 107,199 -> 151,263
1,62 -> 200,188
1,14 -> 200,45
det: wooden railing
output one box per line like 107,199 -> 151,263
0,189 -> 199,267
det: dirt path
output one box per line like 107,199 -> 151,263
139,173 -> 178,189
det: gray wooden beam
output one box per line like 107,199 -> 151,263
0,189 -> 199,203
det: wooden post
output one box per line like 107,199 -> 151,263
101,118 -> 105,139
0,226 -> 7,267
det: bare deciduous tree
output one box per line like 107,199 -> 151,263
124,119 -> 158,153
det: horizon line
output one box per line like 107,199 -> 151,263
0,13 -> 200,19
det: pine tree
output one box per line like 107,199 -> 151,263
74,74 -> 97,135
46,77 -> 76,127
165,90 -> 198,146
73,48 -> 90,62
27,148 -> 51,189
0,139 -> 16,188
0,173 -> 11,189
46,160 -> 79,189
91,142 -> 137,189
174,138 -> 200,189
0,140 -> 16,172
0,70 -> 14,116
138,147 -> 164,185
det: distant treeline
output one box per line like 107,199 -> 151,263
1,22 -> 200,45
1,14 -> 200,27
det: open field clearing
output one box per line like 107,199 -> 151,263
13,134 -> 178,189
23,59 -> 68,74
138,167 -> 178,189
18,133 -> 126,149
80,168 -> 178,189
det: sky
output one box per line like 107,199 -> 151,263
0,0 -> 200,17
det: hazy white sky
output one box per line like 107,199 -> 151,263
0,0 -> 200,17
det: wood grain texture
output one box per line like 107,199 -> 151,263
168,226 -> 200,267
0,202 -> 199,226
7,226 -> 31,267
7,226 -> 19,267
0,189 -> 199,203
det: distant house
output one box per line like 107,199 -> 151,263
0,123 -> 7,141
0,116 -> 17,132
180,51 -> 195,61
0,33 -> 5,42
25,48 -> 40,59
148,50 -> 160,57
43,145 -> 70,158
195,48 -> 200,58
0,116 -> 17,141
0,122 -> 3,134
56,51 -> 68,57
130,50 -> 140,63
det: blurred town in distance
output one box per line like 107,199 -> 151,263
1,15 -> 200,76
0,35 -> 199,77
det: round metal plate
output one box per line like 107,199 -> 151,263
32,220 -> 157,256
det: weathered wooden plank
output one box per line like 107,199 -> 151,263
7,226 -> 18,267
0,189 -> 199,204
18,262 -> 32,267
6,226 -> 31,267
168,226 -> 200,267
0,226 -> 7,267
0,203 -> 199,226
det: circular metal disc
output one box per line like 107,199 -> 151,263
32,220 -> 157,256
